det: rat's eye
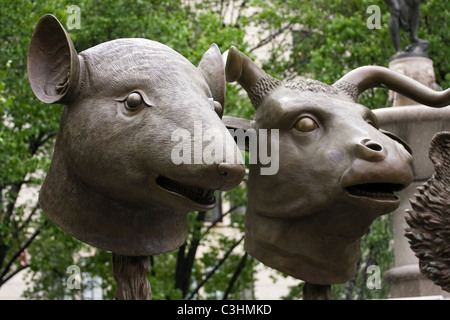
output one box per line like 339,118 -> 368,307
125,92 -> 144,110
294,116 -> 318,132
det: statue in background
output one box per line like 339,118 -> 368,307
384,0 -> 429,60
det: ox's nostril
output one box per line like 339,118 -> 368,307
356,139 -> 387,162
366,141 -> 383,152
361,138 -> 383,152
217,163 -> 245,191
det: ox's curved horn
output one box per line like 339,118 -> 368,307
333,66 -> 450,108
224,46 -> 281,108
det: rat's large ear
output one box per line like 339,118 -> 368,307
198,44 -> 226,117
27,14 -> 81,104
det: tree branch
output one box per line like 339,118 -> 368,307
203,205 -> 240,235
249,22 -> 293,53
187,235 -> 244,300
175,211 -> 207,297
3,183 -> 22,230
223,252 -> 248,300
11,203 -> 40,240
39,131 -> 57,148
0,220 -> 47,287
0,264 -> 29,286
29,131 -> 56,155
235,0 -> 249,26
174,243 -> 186,293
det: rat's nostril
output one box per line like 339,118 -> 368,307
218,166 -> 228,176
217,163 -> 245,191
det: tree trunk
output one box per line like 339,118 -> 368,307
0,245 -> 9,274
175,211 -> 206,298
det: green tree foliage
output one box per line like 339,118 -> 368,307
251,0 -> 449,109
1,0 -> 448,300
1,0 -> 62,291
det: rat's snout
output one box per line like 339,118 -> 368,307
212,124 -> 245,191
170,115 -> 245,192
217,162 -> 245,191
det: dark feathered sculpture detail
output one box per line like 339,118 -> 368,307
405,131 -> 450,293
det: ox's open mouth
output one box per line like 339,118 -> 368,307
156,176 -> 216,205
345,183 -> 404,201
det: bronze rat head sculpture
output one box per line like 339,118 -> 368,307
27,15 -> 245,257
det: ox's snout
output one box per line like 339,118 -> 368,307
341,129 -> 413,205
355,138 -> 387,162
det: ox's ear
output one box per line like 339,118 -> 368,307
198,44 -> 225,116
380,129 -> 413,156
27,14 -> 81,104
222,116 -> 253,152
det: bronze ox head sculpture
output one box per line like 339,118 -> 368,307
224,46 -> 450,285
27,15 -> 245,257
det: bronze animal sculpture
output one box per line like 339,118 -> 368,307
27,14 -> 245,299
223,46 -> 450,297
405,131 -> 450,293
384,0 -> 429,60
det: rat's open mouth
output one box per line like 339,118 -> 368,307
156,176 -> 216,205
346,183 -> 404,201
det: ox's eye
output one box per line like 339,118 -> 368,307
294,116 -> 318,132
125,92 -> 144,110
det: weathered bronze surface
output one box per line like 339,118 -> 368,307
302,283 -> 332,300
112,254 -> 152,300
405,131 -> 450,293
27,14 -> 245,257
384,0 -> 429,60
224,46 -> 450,285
